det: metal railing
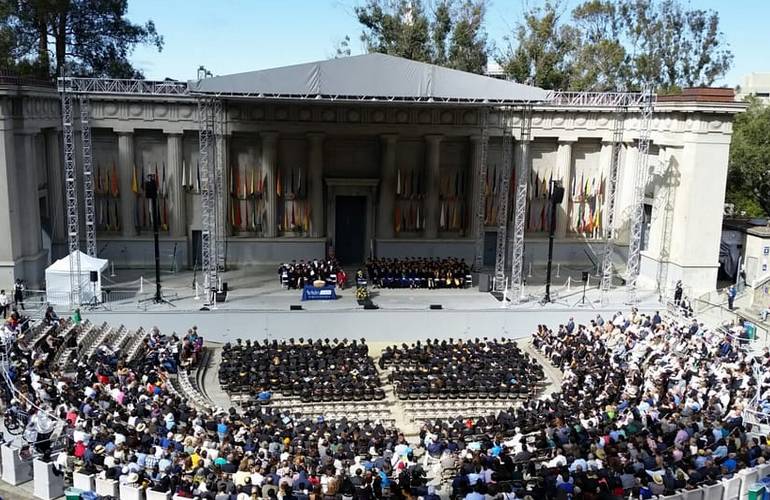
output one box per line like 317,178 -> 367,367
544,91 -> 655,108
58,77 -> 189,96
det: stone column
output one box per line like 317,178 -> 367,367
424,134 -> 443,238
0,123 -> 21,286
554,140 -> 574,238
21,133 -> 42,256
307,132 -> 325,238
261,132 -> 278,237
166,133 -> 186,238
116,132 -> 137,237
376,134 -> 398,239
45,130 -> 66,244
468,135 -> 486,240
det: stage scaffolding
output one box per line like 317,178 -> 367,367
56,77 -> 655,306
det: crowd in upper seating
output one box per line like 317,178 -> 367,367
436,310 -> 769,499
381,338 -> 544,400
365,258 -> 470,289
219,338 -> 386,403
278,259 -> 347,290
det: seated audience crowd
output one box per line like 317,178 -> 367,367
381,338 -> 545,400
278,259 -> 347,290
365,258 -> 470,289
436,311 -> 769,499
219,338 -> 386,403
4,308 -> 770,499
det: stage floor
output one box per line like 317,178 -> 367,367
79,265 -> 667,344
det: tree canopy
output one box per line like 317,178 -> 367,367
500,0 -> 733,91
353,0 -> 489,74
1,0 -> 163,79
726,98 -> 770,217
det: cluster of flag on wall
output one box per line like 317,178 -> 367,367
276,167 -> 309,234
95,163 -> 121,231
482,164 -> 516,225
526,168 -> 556,232
230,165 -> 268,232
131,163 -> 170,231
181,160 -> 201,192
570,172 -> 606,237
439,170 -> 467,201
278,199 -> 311,234
439,201 -> 465,231
396,168 -> 424,199
275,167 -> 305,198
394,201 -> 424,233
229,166 -> 269,199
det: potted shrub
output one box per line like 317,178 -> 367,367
356,286 -> 370,305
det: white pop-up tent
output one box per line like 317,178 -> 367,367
45,251 -> 109,306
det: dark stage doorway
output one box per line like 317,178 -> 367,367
335,195 -> 367,264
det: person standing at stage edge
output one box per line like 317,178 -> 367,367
727,284 -> 737,310
673,280 -> 683,306
13,279 -> 24,310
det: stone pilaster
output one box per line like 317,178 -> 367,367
307,132 -> 325,238
424,134 -> 443,238
116,132 -> 137,237
468,135 -> 487,240
45,130 -> 66,244
376,134 -> 398,239
554,140 -> 574,238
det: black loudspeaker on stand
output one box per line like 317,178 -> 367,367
543,183 -> 565,304
140,175 -> 175,307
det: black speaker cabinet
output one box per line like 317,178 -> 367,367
582,271 -> 589,282
89,271 -> 98,283
552,185 -> 565,204
215,291 -> 228,303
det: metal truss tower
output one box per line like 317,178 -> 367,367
472,109 -> 490,271
197,98 -> 217,304
492,108 -> 514,291
508,106 -> 533,304
79,96 -> 97,257
60,87 -> 82,307
599,107 -> 626,302
626,86 -> 655,303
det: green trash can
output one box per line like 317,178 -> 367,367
746,321 -> 757,340
64,487 -> 83,500
747,482 -> 766,500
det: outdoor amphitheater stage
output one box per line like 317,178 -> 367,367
79,265 -> 665,344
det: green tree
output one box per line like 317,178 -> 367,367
352,0 -> 489,73
499,0 -> 733,91
2,0 -> 163,79
500,1 -> 577,89
726,98 -> 770,217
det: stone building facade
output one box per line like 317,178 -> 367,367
0,69 -> 743,296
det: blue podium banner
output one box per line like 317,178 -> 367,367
301,285 -> 337,301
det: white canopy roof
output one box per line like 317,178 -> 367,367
189,53 -> 549,104
47,250 -> 108,274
